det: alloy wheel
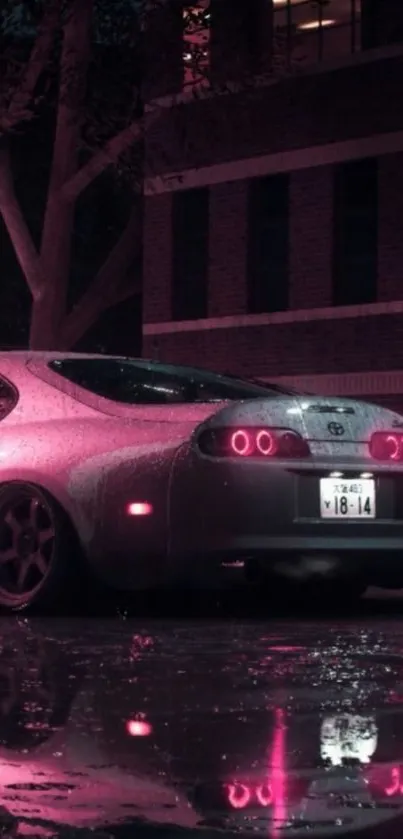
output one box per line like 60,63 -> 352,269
0,488 -> 55,600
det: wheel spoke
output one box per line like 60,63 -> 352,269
4,510 -> 22,540
29,497 -> 40,528
0,492 -> 57,598
16,560 -> 30,592
0,548 -> 17,565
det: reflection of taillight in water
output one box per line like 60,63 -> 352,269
257,783 -> 274,807
225,706 -> 289,824
385,766 -> 403,797
368,764 -> 403,799
224,778 -> 308,810
270,706 -> 287,838
227,783 -> 251,809
226,782 -> 274,809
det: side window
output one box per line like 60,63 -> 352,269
0,375 -> 18,420
48,358 -> 292,404
49,359 -> 180,405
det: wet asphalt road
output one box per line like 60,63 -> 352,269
2,593 -> 403,838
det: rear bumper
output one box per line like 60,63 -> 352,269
168,447 -> 403,586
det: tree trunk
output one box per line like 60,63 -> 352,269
29,293 -> 60,350
32,0 -> 93,350
30,199 -> 75,348
0,147 -> 43,300
59,203 -> 142,349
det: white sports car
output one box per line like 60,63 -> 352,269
0,351 -> 401,611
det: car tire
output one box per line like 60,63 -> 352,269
0,482 -> 80,613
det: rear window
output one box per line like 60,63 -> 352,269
0,375 -> 18,420
49,358 -> 295,405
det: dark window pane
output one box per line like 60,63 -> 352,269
0,375 -> 18,420
333,158 -> 378,306
49,358 -> 296,405
361,0 -> 403,50
172,187 -> 209,321
247,174 -> 289,314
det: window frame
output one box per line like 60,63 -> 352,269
0,373 -> 19,421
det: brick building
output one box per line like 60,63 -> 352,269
143,0 -> 403,408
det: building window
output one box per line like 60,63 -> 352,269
247,174 -> 289,314
172,188 -> 209,321
183,0 -> 211,89
361,0 -> 403,50
332,157 -> 378,306
273,0 -> 361,67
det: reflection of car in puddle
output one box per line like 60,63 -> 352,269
219,711 -> 403,836
1,626 -> 403,836
0,626 -> 198,831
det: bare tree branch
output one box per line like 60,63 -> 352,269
0,147 -> 44,300
59,203 -> 142,348
60,104 -> 166,203
0,0 -> 61,134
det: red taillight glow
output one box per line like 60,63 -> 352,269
226,783 -> 274,809
198,427 -> 310,459
256,429 -> 276,456
370,432 -> 403,461
127,502 -> 153,516
231,429 -> 253,456
256,783 -> 274,807
227,783 -> 251,809
126,719 -> 153,737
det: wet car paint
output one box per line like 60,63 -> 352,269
3,352 -> 403,597
1,614 -> 403,837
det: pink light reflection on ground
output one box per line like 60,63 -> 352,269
269,707 -> 287,838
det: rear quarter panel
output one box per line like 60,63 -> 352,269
0,417 -> 193,587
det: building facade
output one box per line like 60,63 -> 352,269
143,0 -> 403,407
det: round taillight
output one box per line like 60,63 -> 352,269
370,432 -> 403,461
230,429 -> 252,456
197,426 -> 310,459
385,434 -> 400,460
256,429 -> 276,456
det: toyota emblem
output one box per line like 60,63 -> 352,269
328,422 -> 345,436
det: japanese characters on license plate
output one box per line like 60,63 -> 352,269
319,478 -> 376,519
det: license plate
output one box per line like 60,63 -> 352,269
320,478 -> 375,519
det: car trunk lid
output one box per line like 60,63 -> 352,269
295,396 -> 403,443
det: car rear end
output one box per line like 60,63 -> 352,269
168,395 -> 403,588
